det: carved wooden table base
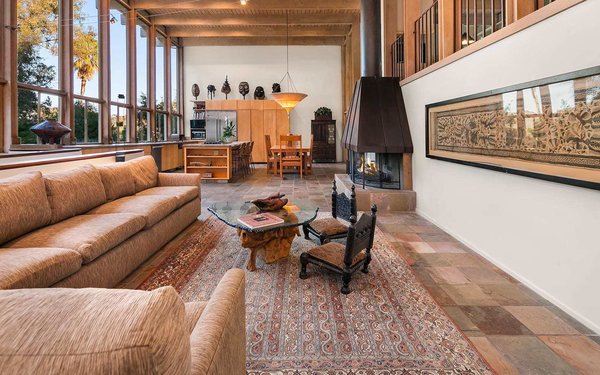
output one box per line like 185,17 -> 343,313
237,226 -> 301,271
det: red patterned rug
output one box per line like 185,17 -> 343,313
138,216 -> 493,374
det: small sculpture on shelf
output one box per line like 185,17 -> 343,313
207,84 -> 216,99
191,83 -> 200,100
254,86 -> 265,100
221,76 -> 232,99
30,120 -> 71,145
239,81 -> 250,99
251,192 -> 288,212
315,106 -> 333,120
272,83 -> 281,93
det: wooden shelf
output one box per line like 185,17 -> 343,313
187,155 -> 228,159
187,166 -> 228,169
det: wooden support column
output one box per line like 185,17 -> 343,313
127,10 -> 137,142
403,0 -> 420,77
1,0 -> 11,151
402,153 -> 413,190
148,26 -> 157,141
351,17 -> 361,81
383,0 -> 398,77
6,0 -> 19,147
164,37 -> 172,138
438,0 -> 455,58
99,0 -> 111,143
60,0 -> 74,144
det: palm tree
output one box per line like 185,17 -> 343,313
73,29 -> 99,96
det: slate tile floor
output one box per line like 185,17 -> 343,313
137,164 -> 600,374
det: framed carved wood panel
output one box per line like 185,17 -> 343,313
426,66 -> 600,190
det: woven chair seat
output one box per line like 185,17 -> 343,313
309,217 -> 349,236
307,242 -> 366,269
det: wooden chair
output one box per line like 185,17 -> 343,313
300,204 -> 378,294
279,134 -> 303,178
305,134 -> 314,175
265,135 -> 278,175
303,179 -> 356,244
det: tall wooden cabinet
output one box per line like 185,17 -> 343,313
200,100 -> 289,163
311,119 -> 337,162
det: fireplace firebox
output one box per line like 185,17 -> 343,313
349,151 -> 403,189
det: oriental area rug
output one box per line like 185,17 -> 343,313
138,216 -> 493,375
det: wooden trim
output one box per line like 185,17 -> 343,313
8,0 -> 18,146
400,0 -> 584,85
0,149 -> 143,171
403,0 -> 420,77
383,0 -> 399,77
127,10 -> 138,142
149,25 -> 157,140
60,0 -> 75,144
99,0 -> 112,143
165,37 -> 172,137
439,0 -> 455,58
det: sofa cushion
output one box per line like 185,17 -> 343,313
0,248 -> 81,289
88,196 -> 178,229
97,163 -> 136,201
185,301 -> 208,334
44,165 -> 107,223
129,156 -> 159,193
137,186 -> 199,208
0,172 -> 52,244
0,286 -> 191,374
8,214 -> 146,264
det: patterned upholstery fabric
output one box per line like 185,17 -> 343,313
158,172 -> 201,189
137,186 -> 199,208
97,163 -> 136,201
0,287 -> 191,374
0,248 -> 81,289
191,269 -> 246,375
185,301 -> 207,334
128,156 -> 159,193
88,195 -> 178,229
309,217 -> 349,236
0,172 -> 52,244
43,165 -> 107,223
8,214 -> 146,264
307,242 -> 366,269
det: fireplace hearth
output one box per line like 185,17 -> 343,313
350,151 -> 403,189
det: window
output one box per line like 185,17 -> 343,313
156,112 -> 167,141
137,110 -> 150,142
155,34 -> 166,109
170,45 -> 179,113
111,104 -> 128,142
136,19 -> 149,108
110,1 -> 128,102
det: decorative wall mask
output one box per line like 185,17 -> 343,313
254,86 -> 266,100
221,76 -> 232,99
272,83 -> 281,93
239,81 -> 250,99
191,84 -> 200,100
207,84 -> 216,99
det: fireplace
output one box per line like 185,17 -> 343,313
349,151 -> 403,189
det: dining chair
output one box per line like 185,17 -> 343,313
279,134 -> 303,178
305,134 -> 314,175
265,135 -> 278,175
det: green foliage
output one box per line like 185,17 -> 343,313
222,121 -> 236,142
315,107 -> 332,116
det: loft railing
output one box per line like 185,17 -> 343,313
391,34 -> 405,79
459,0 -> 506,48
415,1 -> 439,73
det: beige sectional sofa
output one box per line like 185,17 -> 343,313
0,156 -> 201,289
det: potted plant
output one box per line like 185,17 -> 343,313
315,107 -> 333,121
221,121 -> 236,144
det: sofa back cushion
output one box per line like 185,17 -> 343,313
128,156 -> 159,193
44,165 -> 107,223
0,286 -> 191,374
97,163 -> 136,201
0,172 -> 52,244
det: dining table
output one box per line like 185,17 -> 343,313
270,145 -> 310,154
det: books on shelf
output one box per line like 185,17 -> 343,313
237,212 -> 284,230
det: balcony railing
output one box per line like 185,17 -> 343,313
415,1 -> 439,73
391,34 -> 405,79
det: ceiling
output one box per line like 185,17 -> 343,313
135,0 -> 360,46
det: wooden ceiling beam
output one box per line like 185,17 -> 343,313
167,25 -> 351,38
135,0 -> 360,11
182,36 -> 346,46
152,13 -> 359,26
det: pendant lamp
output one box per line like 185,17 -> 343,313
271,11 -> 307,114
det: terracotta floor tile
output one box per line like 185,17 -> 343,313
539,335 -> 600,375
408,225 -> 444,234
468,337 -> 519,375
460,306 -> 532,335
426,267 -> 470,284
433,253 -> 487,267
439,284 -> 499,306
489,336 -> 580,375
479,284 -> 544,306
459,266 -> 512,285
390,233 -> 423,242
444,306 -> 479,331
428,242 -> 467,253
412,253 -> 452,267
408,242 -> 436,253
418,232 -> 458,242
504,306 -> 580,335
545,305 -> 597,335
423,285 -> 456,306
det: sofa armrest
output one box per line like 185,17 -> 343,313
190,268 -> 246,375
158,173 -> 201,189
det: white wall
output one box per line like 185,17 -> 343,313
402,1 -> 600,332
183,45 -> 344,161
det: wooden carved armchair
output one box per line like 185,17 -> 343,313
303,179 -> 356,244
299,205 -> 377,294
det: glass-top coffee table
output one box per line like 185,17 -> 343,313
208,200 -> 319,271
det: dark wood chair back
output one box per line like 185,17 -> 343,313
331,180 -> 357,221
343,205 -> 377,267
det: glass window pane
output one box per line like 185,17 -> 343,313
170,45 -> 179,113
171,115 -> 180,136
74,0 -> 100,97
137,20 -> 149,107
18,89 -> 60,144
156,112 -> 166,141
74,100 -> 100,143
110,2 -> 128,102
17,0 -> 59,90
156,35 -> 166,109
137,110 -> 150,142
111,105 -> 128,143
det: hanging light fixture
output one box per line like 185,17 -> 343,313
271,11 -> 307,114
